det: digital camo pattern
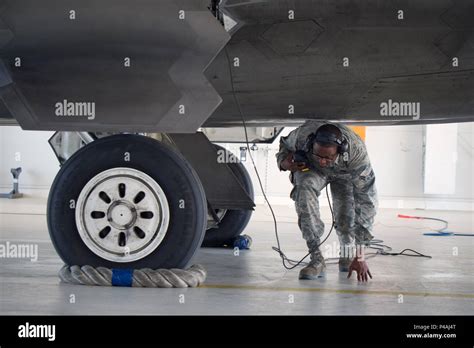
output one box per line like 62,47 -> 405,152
277,121 -> 378,259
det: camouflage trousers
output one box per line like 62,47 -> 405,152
290,169 -> 377,262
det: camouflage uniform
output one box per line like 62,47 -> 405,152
276,121 -> 378,263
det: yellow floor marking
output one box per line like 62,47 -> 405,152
201,284 -> 474,299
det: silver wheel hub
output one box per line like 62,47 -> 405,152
75,168 -> 170,262
108,201 -> 137,230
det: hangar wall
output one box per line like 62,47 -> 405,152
0,123 -> 473,211
225,123 -> 474,211
0,128 -> 58,190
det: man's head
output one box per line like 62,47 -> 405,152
310,124 -> 344,168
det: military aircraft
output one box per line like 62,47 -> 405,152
0,0 -> 472,269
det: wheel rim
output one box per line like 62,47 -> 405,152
75,167 -> 170,262
207,208 -> 227,229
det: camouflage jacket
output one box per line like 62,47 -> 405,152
276,121 -> 372,178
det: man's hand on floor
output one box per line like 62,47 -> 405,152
347,257 -> 372,282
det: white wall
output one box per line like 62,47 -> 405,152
1,123 -> 473,210
224,122 -> 474,211
366,124 -> 473,210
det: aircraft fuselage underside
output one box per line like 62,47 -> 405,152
0,0 -> 473,131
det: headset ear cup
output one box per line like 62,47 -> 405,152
339,140 -> 349,154
304,133 -> 316,152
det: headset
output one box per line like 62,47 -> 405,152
305,125 -> 349,154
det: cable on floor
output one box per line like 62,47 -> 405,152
398,214 -> 474,237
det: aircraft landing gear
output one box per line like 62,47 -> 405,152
47,134 -> 207,269
202,145 -> 254,247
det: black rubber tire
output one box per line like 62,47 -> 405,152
202,145 -> 254,248
47,134 -> 207,269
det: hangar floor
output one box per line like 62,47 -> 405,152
0,191 -> 473,315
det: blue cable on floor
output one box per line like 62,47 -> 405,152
398,214 -> 474,237
423,232 -> 474,237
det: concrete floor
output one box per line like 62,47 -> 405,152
0,191 -> 473,315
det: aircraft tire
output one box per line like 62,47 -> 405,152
47,134 -> 207,268
202,145 -> 254,248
